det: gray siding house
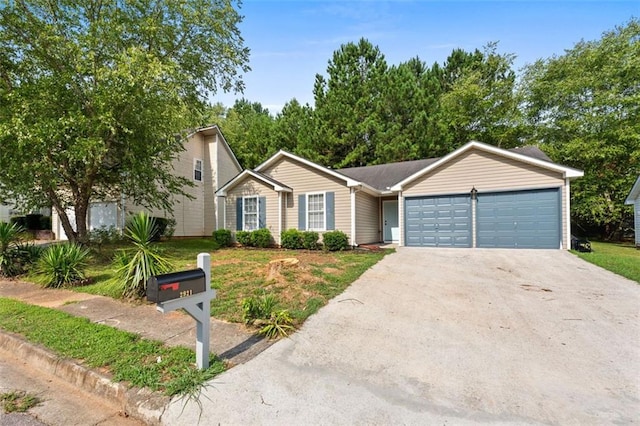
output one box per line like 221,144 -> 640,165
217,141 -> 583,249
625,176 -> 640,247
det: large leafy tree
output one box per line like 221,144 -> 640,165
0,0 -> 249,242
432,44 -> 523,152
522,19 -> 640,238
221,99 -> 275,169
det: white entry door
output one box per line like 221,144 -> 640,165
383,200 -> 399,242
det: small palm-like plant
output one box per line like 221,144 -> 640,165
258,310 -> 295,339
37,243 -> 90,287
0,222 -> 24,276
241,293 -> 295,339
114,212 -> 173,299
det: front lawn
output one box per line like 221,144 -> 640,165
573,241 -> 640,283
77,238 -> 390,324
0,298 -> 224,396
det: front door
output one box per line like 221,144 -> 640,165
383,200 -> 399,242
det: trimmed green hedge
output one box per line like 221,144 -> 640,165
323,230 -> 349,251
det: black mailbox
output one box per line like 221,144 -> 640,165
147,268 -> 207,303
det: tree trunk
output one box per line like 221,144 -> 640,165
74,197 -> 91,244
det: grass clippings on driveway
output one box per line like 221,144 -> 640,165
574,241 -> 640,283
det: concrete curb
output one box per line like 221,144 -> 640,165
0,330 -> 170,425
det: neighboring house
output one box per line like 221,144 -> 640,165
0,202 -> 50,224
625,175 -> 640,247
0,203 -> 16,224
217,141 -> 584,249
52,125 -> 241,240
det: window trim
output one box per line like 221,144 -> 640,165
242,195 -> 259,231
306,191 -> 326,231
194,158 -> 203,182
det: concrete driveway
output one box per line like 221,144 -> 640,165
163,248 -> 640,425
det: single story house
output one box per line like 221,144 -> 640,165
217,141 -> 584,249
52,125 -> 241,239
625,175 -> 640,247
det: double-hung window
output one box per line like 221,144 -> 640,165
243,196 -> 258,231
307,193 -> 325,231
194,159 -> 203,182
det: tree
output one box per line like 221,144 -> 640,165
375,57 -> 440,163
273,99 -> 317,161
0,0 -> 249,243
432,44 -> 523,153
222,99 -> 276,169
313,38 -> 388,168
522,19 -> 640,238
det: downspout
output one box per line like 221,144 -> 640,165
120,193 -> 126,231
218,195 -> 226,232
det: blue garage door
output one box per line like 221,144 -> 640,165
405,195 -> 471,247
477,188 -> 561,249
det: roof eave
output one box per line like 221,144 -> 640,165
625,177 -> 640,204
392,141 -> 584,190
256,150 -> 368,189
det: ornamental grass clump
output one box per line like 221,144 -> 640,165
112,212 -> 172,299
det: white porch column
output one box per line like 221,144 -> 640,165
350,188 -> 356,246
398,191 -> 403,246
564,179 -> 571,250
278,192 -> 283,245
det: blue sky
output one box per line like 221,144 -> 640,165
213,1 -> 639,114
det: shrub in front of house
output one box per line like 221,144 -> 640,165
302,231 -> 319,250
236,230 -> 252,246
323,230 -> 349,251
250,228 -> 272,248
280,229 -> 303,249
212,229 -> 232,247
37,243 -> 90,288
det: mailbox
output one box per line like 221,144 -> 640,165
147,268 -> 207,303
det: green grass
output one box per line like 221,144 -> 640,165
71,239 -> 390,326
574,241 -> 640,283
0,298 -> 225,396
1,391 -> 41,413
207,248 -> 390,324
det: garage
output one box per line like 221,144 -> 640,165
476,188 -> 561,249
405,195 -> 471,247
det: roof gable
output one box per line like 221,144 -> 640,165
216,169 -> 292,196
255,150 -> 379,193
626,176 -> 640,204
188,125 -> 242,172
390,141 -> 583,191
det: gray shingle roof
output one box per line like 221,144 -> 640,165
338,146 -> 553,191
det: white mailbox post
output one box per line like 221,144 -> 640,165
150,253 -> 216,370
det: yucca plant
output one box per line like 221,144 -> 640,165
37,243 -> 90,288
241,293 -> 295,339
0,222 -> 25,276
113,212 -> 172,299
258,310 -> 295,339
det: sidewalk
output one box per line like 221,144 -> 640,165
0,279 -> 274,424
